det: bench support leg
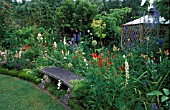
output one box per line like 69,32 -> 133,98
43,75 -> 51,82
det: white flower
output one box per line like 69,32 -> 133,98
53,42 -> 57,47
63,37 -> 66,45
57,80 -> 62,89
92,40 -> 97,46
90,33 -> 92,35
87,30 -> 90,33
67,50 -> 70,55
64,57 -> 67,60
86,63 -> 88,66
123,55 -> 126,59
84,58 -> 87,62
82,52 -> 85,56
38,33 -> 42,37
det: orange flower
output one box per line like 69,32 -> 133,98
99,59 -> 103,67
82,57 -> 84,60
44,44 -> 47,47
91,53 -> 98,59
27,45 -> 30,49
115,73 -> 119,76
74,56 -> 78,59
108,62 -> 113,65
101,52 -> 104,56
120,66 -> 125,71
105,57 -> 110,61
23,44 -> 30,51
62,50 -> 66,53
112,55 -> 116,58
164,50 -> 169,55
97,55 -> 102,59
106,65 -> 110,68
152,57 -> 156,60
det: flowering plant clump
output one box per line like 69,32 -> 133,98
0,1 -> 169,110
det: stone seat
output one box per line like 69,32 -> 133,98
39,66 -> 83,88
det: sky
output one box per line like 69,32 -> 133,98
12,0 -> 31,3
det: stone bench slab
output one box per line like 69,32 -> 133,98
39,66 -> 83,87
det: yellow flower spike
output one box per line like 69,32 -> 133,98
157,48 -> 162,54
141,53 -> 148,59
113,45 -> 119,51
146,37 -> 150,41
129,53 -> 133,57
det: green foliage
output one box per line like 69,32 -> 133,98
0,67 -> 41,84
45,82 -> 67,99
157,0 -> 170,21
92,7 -> 132,45
147,88 -> 170,109
68,99 -> 85,110
13,0 -> 59,29
56,0 -> 98,33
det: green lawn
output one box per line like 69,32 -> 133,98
0,74 -> 65,110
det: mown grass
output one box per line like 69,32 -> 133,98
0,74 -> 65,110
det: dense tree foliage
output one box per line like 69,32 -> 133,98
157,0 -> 170,21
0,0 -> 16,49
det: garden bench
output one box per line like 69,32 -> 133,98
39,66 -> 84,105
39,66 -> 83,89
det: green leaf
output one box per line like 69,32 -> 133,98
102,34 -> 106,38
147,91 -> 163,96
161,95 -> 169,102
163,88 -> 169,96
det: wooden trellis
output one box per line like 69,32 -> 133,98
121,15 -> 169,50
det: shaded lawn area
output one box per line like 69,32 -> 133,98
0,74 -> 65,110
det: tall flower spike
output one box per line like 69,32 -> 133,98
124,55 -> 129,87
